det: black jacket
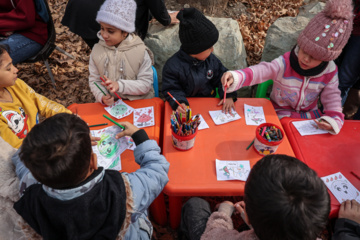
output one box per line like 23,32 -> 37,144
333,218 -> 360,240
162,49 -> 237,110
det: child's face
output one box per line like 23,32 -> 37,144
100,22 -> 128,47
190,47 -> 214,61
297,48 -> 322,70
0,52 -> 18,88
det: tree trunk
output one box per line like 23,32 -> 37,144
176,0 -> 229,15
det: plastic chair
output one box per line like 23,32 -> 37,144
24,0 -> 74,88
152,66 -> 159,97
255,79 -> 273,99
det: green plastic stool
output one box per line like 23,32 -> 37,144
255,80 -> 273,99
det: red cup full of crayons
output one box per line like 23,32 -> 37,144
170,108 -> 200,151
253,123 -> 284,156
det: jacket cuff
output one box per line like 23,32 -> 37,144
218,203 -> 235,217
131,129 -> 149,146
228,71 -> 241,93
319,116 -> 340,135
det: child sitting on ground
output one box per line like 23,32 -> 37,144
221,0 -> 353,134
12,113 -> 169,239
180,154 -> 330,240
0,44 -> 71,149
89,0 -> 155,106
161,8 -> 237,114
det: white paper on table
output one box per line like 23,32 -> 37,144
209,109 -> 241,125
216,159 -> 251,181
244,104 -> 266,125
193,114 -> 209,130
292,120 -> 329,136
105,99 -> 134,119
91,125 -> 129,170
133,106 -> 155,128
321,172 -> 360,204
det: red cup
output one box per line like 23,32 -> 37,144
171,129 -> 197,151
254,123 -> 284,156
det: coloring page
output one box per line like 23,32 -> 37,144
91,125 -> 129,170
216,159 -> 251,181
244,104 -> 266,125
105,99 -> 134,119
209,110 -> 241,125
321,172 -> 360,204
125,136 -> 136,151
133,106 -> 155,128
292,120 -> 329,136
193,114 -> 209,130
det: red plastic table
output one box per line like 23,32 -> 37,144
68,98 -> 167,225
281,117 -> 360,218
162,98 -> 295,228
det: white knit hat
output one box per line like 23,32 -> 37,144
96,0 -> 136,33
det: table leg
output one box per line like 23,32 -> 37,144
169,196 -> 183,229
149,193 -> 167,226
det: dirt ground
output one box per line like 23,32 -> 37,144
13,0 -> 333,239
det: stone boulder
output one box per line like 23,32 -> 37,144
145,17 -> 248,97
261,2 -> 325,62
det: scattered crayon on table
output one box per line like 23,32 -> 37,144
89,123 -> 108,128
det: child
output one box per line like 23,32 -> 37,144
0,44 -> 72,149
161,8 -> 237,114
333,199 -> 360,239
89,0 -> 155,106
180,154 -> 330,240
221,0 -> 353,134
12,113 -> 169,239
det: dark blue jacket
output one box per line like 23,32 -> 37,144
162,49 -> 237,110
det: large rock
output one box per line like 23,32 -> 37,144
261,2 -> 325,62
145,17 -> 248,97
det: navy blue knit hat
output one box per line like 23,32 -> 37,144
177,8 -> 219,54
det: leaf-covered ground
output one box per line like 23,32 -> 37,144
15,0 -> 332,239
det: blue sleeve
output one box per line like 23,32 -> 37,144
126,139 -> 169,219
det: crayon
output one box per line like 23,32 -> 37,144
223,85 -> 227,105
88,123 -> 108,128
167,92 -> 186,111
351,171 -> 360,181
246,139 -> 255,150
93,82 -> 107,96
103,114 -> 125,130
100,76 -> 122,100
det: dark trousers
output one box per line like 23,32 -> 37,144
180,197 -> 211,240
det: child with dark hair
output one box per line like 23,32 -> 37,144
161,8 -> 237,114
222,0 -> 354,134
12,113 -> 169,239
0,44 -> 71,149
180,154 -> 330,240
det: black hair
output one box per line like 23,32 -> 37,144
20,113 -> 92,189
244,154 -> 330,240
0,44 -> 10,66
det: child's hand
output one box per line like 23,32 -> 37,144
90,134 -> 100,146
169,11 -> 180,24
176,103 -> 187,114
101,75 -> 120,93
314,119 -> 333,131
221,72 -> 234,88
115,122 -> 140,139
102,95 -> 114,106
218,98 -> 235,114
234,201 -> 245,215
338,199 -> 360,224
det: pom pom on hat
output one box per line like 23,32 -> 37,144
96,0 -> 136,33
297,0 -> 353,62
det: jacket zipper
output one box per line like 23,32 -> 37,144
295,77 -> 310,111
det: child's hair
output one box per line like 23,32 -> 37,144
244,154 -> 330,240
20,113 -> 92,189
0,44 -> 10,66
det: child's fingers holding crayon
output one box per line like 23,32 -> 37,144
115,122 -> 140,139
102,95 -> 114,106
221,71 -> 234,88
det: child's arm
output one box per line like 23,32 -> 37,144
221,57 -> 283,93
116,122 -> 170,217
333,200 -> 360,240
318,73 -> 344,134
88,56 -> 112,104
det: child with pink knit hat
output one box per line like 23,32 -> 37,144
222,0 -> 353,134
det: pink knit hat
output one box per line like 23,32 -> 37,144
297,0 -> 354,61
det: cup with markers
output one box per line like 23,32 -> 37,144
253,123 -> 284,156
170,107 -> 201,151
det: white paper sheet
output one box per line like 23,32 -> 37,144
209,109 -> 241,125
105,99 -> 134,119
292,120 -> 329,136
216,159 -> 251,181
133,106 -> 155,128
194,114 -> 209,130
244,104 -> 266,125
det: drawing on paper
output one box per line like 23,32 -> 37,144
110,104 -> 128,117
133,106 -> 155,128
209,110 -> 241,125
244,104 -> 266,125
216,159 -> 250,181
105,99 -> 134,119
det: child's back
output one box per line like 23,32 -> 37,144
12,113 -> 169,239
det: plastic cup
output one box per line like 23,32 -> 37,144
253,123 -> 284,156
171,129 -> 197,151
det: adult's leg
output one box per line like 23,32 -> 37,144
179,197 -> 211,240
338,35 -> 360,105
0,34 -> 42,64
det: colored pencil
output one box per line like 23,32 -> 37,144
93,82 -> 107,96
351,171 -> 360,181
100,76 -> 122,100
88,123 -> 108,128
223,85 -> 227,104
246,139 -> 255,150
103,114 -> 125,130
167,92 -> 186,111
